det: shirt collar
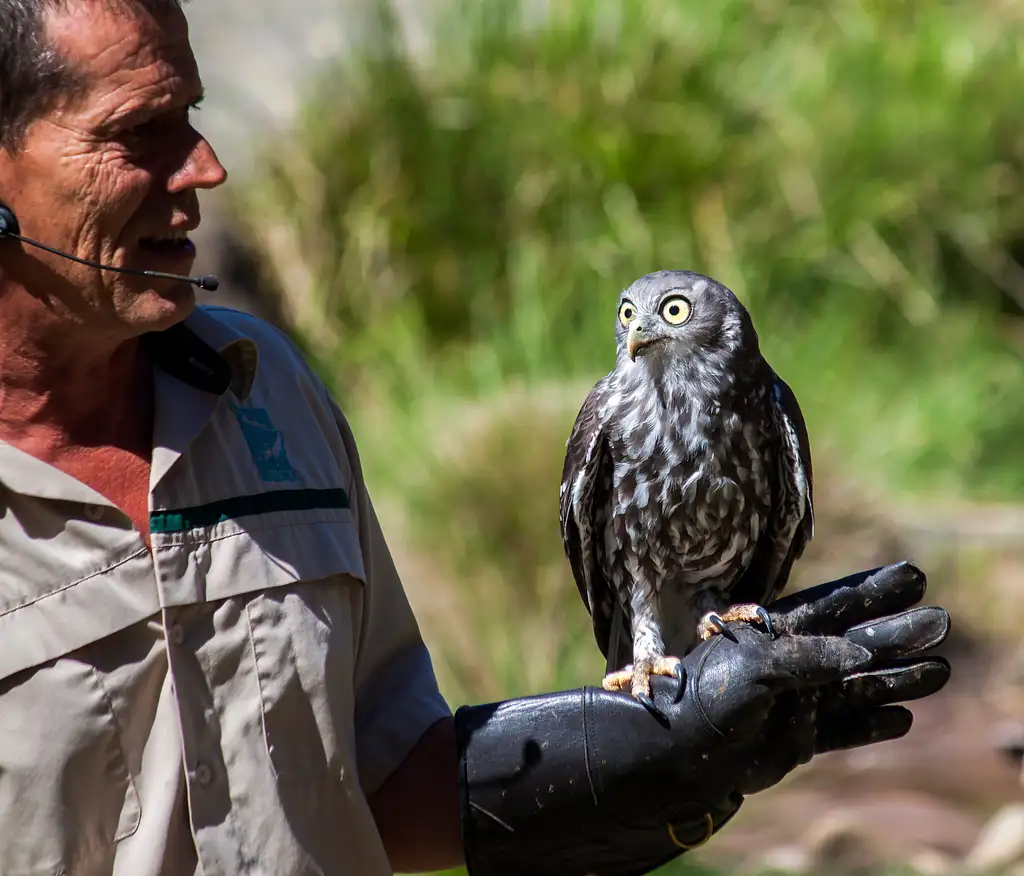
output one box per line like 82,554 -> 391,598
147,307 -> 261,488
0,307 -> 262,501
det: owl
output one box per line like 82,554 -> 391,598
559,270 -> 814,715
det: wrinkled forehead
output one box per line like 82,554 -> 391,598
43,0 -> 198,110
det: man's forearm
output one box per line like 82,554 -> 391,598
367,716 -> 465,873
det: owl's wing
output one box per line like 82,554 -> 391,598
733,371 -> 815,606
559,379 -> 622,662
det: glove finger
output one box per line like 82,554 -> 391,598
691,627 -> 870,696
822,657 -> 951,714
759,625 -> 949,693
757,633 -> 877,690
736,690 -> 818,796
770,562 -> 928,638
843,607 -> 950,660
815,705 -> 913,754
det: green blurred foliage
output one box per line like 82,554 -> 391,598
392,386 -> 602,700
233,0 -> 1024,503
228,4 -> 1024,872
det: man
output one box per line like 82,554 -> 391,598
0,1 -> 952,875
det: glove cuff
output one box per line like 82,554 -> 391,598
455,687 -> 743,876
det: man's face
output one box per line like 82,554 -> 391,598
0,0 -> 227,337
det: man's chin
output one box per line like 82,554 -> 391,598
130,282 -> 198,333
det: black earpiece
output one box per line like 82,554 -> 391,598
0,204 -> 21,238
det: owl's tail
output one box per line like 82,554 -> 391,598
603,603 -> 634,676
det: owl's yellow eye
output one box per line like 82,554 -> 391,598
660,295 -> 692,326
617,300 -> 637,328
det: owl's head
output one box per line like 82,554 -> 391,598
613,270 -> 757,368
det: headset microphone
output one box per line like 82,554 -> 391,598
0,203 -> 220,291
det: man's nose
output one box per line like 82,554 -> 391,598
169,135 -> 228,193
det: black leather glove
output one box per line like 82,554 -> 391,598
454,562 -> 951,876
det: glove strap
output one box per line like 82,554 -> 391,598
669,812 -> 715,850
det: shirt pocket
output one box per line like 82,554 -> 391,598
0,550 -> 152,876
210,512 -> 369,787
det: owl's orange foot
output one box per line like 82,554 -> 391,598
602,656 -> 683,721
697,603 -> 775,641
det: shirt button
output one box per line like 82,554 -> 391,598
83,504 -> 104,521
195,763 -> 213,786
169,624 -> 185,645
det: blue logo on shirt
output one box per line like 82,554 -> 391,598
229,403 -> 300,483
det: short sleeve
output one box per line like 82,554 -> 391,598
326,394 -> 453,796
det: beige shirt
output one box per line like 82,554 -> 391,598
0,306 -> 451,876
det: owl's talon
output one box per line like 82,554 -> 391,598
697,612 -> 733,641
755,605 -> 775,638
604,658 -> 682,720
698,603 -> 774,641
635,658 -> 681,723
670,661 -> 685,702
636,692 -> 669,726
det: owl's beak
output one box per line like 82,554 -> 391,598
627,321 -> 653,361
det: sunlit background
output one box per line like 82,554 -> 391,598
185,1 -> 1024,874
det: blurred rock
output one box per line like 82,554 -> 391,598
910,848 -> 957,876
711,786 -> 985,876
754,845 -> 811,874
801,812 -> 883,875
793,799 -> 977,875
963,804 -> 1024,874
991,720 -> 1024,785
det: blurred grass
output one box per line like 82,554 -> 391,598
233,0 -> 1024,502
226,1 -> 1024,873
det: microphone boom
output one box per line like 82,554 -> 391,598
0,204 -> 219,291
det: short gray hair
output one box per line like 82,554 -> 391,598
0,0 -> 186,152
